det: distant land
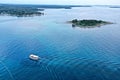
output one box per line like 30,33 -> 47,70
0,4 -> 92,17
0,4 -> 92,9
0,4 -> 120,17
110,6 -> 120,8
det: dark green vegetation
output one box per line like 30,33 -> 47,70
0,4 -> 44,17
0,4 -> 91,17
69,19 -> 112,28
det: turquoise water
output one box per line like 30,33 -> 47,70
0,7 -> 120,80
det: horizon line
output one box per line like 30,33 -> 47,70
0,3 -> 120,6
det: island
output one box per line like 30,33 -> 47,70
69,19 -> 113,28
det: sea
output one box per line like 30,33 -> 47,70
0,6 -> 120,80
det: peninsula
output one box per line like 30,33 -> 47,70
0,4 -> 91,17
0,5 -> 44,17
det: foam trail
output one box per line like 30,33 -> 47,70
0,61 -> 15,80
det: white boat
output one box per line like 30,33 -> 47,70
29,54 -> 40,61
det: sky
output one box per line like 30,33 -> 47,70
0,0 -> 120,5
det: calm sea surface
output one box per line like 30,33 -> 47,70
0,7 -> 120,80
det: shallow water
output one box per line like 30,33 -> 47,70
0,7 -> 120,80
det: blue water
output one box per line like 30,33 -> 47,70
0,7 -> 120,80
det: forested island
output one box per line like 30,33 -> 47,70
69,19 -> 113,28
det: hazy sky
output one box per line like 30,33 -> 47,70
0,0 -> 120,5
